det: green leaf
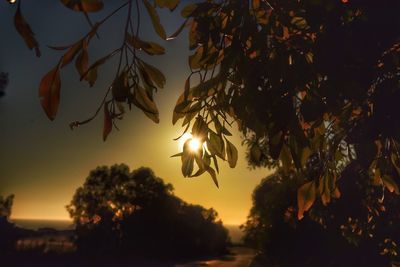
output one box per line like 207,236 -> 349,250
225,138 -> 238,168
143,0 -> 167,39
297,181 -> 316,220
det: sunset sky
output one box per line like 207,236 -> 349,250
0,1 -> 272,225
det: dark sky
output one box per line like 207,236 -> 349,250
0,0 -> 270,224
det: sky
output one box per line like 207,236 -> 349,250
0,0 -> 272,225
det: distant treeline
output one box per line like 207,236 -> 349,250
0,164 -> 229,264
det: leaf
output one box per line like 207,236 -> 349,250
167,19 -> 188,40
39,65 -> 61,121
74,40 -> 88,76
112,71 -> 130,102
143,0 -> 166,39
305,52 -> 314,64
297,181 -> 316,220
300,146 -> 312,167
192,116 -> 208,140
139,60 -> 166,88
225,138 -> 238,168
80,49 -> 119,84
103,102 -> 112,141
155,0 -> 180,11
211,113 -> 232,136
133,86 -> 159,123
189,47 -> 204,69
206,166 -> 219,188
14,2 -> 40,57
171,152 -> 183,158
382,175 -> 400,194
62,40 -> 83,68
291,16 -> 308,30
181,140 -> 195,177
85,68 -> 97,87
319,174 -> 331,206
212,155 -> 219,173
208,131 -> 225,159
60,0 -> 104,12
181,3 -> 197,17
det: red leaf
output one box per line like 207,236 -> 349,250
75,40 -> 88,76
39,66 -> 61,120
14,2 -> 40,57
60,0 -> 104,12
103,103 -> 112,141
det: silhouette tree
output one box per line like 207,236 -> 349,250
6,0 -> 400,215
0,194 -> 18,253
67,164 -> 229,258
242,170 -> 400,266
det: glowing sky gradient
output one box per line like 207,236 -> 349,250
0,1 -> 272,225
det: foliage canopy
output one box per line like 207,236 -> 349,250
242,170 -> 400,266
5,0 -> 400,217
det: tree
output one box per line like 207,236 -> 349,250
0,194 -> 19,253
66,164 -> 229,258
242,170 -> 400,266
7,0 -> 400,217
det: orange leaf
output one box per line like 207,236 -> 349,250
297,181 -> 316,220
14,2 -> 40,57
62,40 -> 83,67
75,40 -> 88,76
60,0 -> 104,12
39,66 -> 61,120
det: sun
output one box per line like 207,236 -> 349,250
179,133 -> 202,153
188,138 -> 201,152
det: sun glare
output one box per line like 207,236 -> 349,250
188,138 -> 201,152
179,133 -> 202,152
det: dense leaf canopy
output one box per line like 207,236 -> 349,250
242,170 -> 400,266
6,0 -> 400,217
